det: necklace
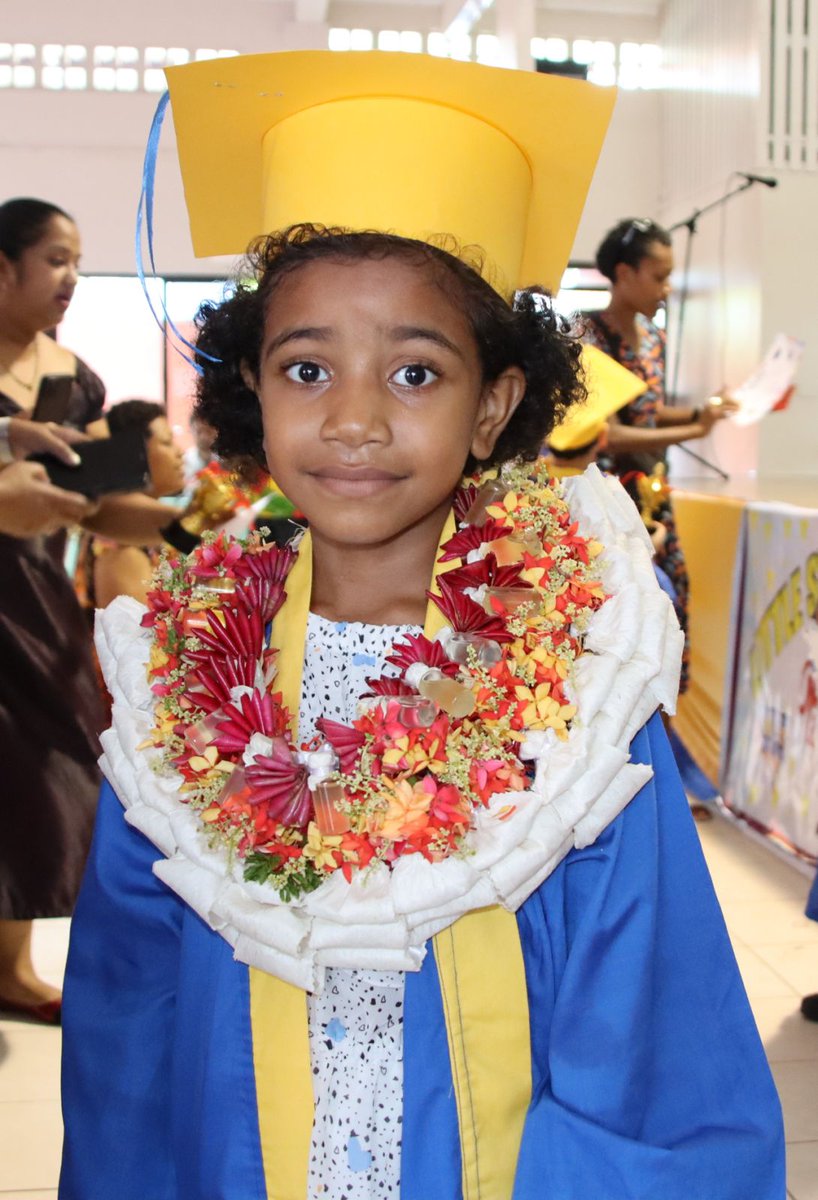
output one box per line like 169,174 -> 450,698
141,459 -> 607,901
0,340 -> 40,391
101,460 -> 681,990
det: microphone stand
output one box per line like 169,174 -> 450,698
666,175 -> 759,482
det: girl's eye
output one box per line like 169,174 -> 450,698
284,361 -> 329,384
392,364 -> 439,388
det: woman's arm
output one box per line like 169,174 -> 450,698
81,492 -> 179,546
654,394 -> 739,428
605,407 -> 719,453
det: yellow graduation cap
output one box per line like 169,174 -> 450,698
548,344 -> 647,453
165,51 -> 615,295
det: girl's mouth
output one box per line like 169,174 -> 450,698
310,466 -> 403,498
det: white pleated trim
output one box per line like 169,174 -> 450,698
95,466 -> 683,993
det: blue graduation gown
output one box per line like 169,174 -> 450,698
59,714 -> 785,1199
807,869 -> 818,922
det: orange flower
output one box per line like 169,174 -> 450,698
371,778 -> 433,841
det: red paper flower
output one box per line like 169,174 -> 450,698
234,543 -> 296,586
315,719 -> 366,773
231,577 -> 286,624
428,581 -> 513,642
362,677 -> 414,699
245,740 -> 311,828
186,655 -> 259,711
437,517 -> 513,562
385,634 -> 458,677
189,604 -> 265,661
214,689 -> 290,753
438,553 -> 532,593
453,483 -> 479,524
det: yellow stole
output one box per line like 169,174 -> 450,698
249,519 -> 532,1199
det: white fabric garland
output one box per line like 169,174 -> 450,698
95,466 -> 683,993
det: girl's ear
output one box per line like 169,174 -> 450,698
470,367 -> 527,461
240,361 -> 257,393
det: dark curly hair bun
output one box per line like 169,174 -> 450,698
194,224 -> 586,474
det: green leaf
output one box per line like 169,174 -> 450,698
243,851 -> 283,884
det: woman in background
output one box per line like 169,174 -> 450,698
583,217 -> 737,691
0,197 -> 109,1021
0,198 -> 179,1022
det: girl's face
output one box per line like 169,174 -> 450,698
146,416 -> 185,498
0,215 -> 81,331
615,239 -> 673,318
253,255 -> 523,555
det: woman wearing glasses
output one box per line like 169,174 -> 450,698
582,218 -> 737,693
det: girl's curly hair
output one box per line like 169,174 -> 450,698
194,224 -> 586,474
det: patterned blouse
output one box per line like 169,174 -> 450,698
582,310 -> 668,477
300,613 -> 419,1199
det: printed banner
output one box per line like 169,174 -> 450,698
722,502 -> 818,862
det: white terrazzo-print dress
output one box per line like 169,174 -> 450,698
301,614 -> 419,1200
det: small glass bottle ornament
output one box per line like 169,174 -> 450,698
484,585 -> 539,617
487,529 -> 543,565
182,606 -> 216,637
417,669 -> 477,719
446,632 -> 503,668
395,694 -> 439,729
217,763 -> 252,806
304,744 -> 350,835
312,779 -> 351,836
184,711 -> 223,755
462,478 -> 509,526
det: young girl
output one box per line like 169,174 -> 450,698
60,53 -> 784,1200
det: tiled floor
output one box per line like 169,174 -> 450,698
0,812 -> 816,1198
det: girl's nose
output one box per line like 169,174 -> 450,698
320,377 -> 390,448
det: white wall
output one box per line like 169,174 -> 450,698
573,90 -> 661,263
0,0 -> 329,276
658,0 -> 818,481
656,0 -> 766,480
758,174 -> 818,476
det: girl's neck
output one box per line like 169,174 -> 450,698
308,503 -> 451,626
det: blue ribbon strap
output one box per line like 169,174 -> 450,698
136,90 -> 222,374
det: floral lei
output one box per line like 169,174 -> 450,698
142,459 -> 607,903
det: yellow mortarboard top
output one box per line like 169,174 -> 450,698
548,345 -> 647,453
165,51 -> 615,295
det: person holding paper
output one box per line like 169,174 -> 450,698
582,217 -> 738,692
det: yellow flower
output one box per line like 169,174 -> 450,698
515,683 -> 577,731
382,736 -> 445,775
188,745 -> 221,773
149,643 -> 170,672
302,823 -> 344,870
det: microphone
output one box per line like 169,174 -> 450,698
738,172 -> 779,188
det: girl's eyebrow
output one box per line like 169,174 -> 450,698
390,326 -> 465,360
264,327 -> 332,357
263,324 -> 464,360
